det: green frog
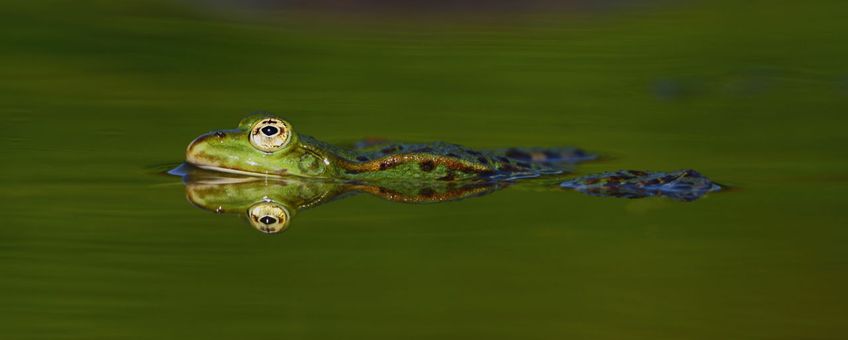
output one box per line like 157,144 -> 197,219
187,112 -> 597,181
176,112 -> 722,233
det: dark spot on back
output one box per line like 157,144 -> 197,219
682,169 -> 700,177
438,172 -> 456,181
499,163 -> 520,172
477,157 -> 488,164
505,149 -> 531,161
356,156 -> 369,162
379,162 -> 389,170
381,146 -> 399,154
419,160 -> 435,172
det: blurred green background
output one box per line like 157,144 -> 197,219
2,0 -> 847,339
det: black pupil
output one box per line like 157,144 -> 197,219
261,126 -> 279,136
259,216 -> 277,225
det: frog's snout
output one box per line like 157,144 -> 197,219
185,130 -> 232,169
187,130 -> 226,152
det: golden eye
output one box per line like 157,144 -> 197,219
249,118 -> 291,152
247,202 -> 290,234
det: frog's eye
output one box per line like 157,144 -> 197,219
249,118 -> 292,152
247,202 -> 290,234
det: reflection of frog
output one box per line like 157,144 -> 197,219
171,164 -> 505,233
176,112 -> 721,233
172,164 -> 720,234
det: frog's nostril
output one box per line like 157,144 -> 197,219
214,131 -> 226,138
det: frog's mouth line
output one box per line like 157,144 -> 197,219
193,164 -> 286,178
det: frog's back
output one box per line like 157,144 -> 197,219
332,140 -> 595,182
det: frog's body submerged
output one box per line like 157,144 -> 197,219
186,113 -> 596,182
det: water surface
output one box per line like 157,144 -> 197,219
2,1 -> 847,339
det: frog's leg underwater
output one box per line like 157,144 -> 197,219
560,169 -> 722,201
489,148 -> 721,201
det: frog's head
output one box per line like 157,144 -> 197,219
186,113 -> 330,177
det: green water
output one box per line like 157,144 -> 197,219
2,1 -> 847,338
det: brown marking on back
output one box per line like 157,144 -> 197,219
531,152 -> 548,162
438,171 -> 456,181
340,154 -> 491,175
419,188 -> 436,197
498,162 -> 521,172
505,149 -> 531,160
381,145 -> 400,154
419,160 -> 435,172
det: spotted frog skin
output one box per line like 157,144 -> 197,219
177,112 -> 723,233
183,111 -> 721,219
186,113 -> 596,182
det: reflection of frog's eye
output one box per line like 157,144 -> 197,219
249,118 -> 291,152
247,202 -> 290,234
259,216 -> 277,224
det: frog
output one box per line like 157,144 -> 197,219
186,112 -> 599,182
177,111 -> 722,233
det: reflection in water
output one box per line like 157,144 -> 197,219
171,164 -> 503,233
170,163 -> 720,234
